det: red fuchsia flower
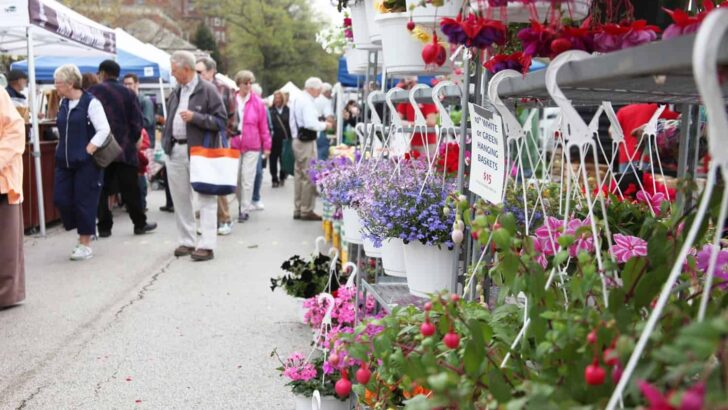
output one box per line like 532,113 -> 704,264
484,52 -> 533,75
622,20 -> 661,48
518,20 -> 556,57
553,25 -> 595,56
662,8 -> 702,40
440,13 -> 506,49
611,234 -> 648,263
593,23 -> 629,52
343,17 -> 352,27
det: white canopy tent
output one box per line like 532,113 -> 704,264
279,81 -> 303,103
0,0 -> 116,236
115,28 -> 172,116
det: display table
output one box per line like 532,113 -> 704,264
22,137 -> 61,232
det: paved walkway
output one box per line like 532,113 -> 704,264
0,177 -> 318,409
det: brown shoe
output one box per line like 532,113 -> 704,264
174,245 -> 195,257
191,248 -> 214,261
300,212 -> 322,221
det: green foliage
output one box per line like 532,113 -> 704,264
196,0 -> 339,93
192,23 -> 224,73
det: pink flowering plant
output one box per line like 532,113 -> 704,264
303,285 -> 380,332
272,350 -> 345,399
430,179 -> 728,407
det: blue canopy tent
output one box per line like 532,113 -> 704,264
337,57 -> 436,89
11,49 -> 169,84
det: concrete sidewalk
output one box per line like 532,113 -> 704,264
0,177 -> 320,409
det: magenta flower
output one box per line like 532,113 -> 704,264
282,352 -> 318,382
534,216 -> 564,256
528,236 -> 548,268
517,20 -> 556,57
696,244 -> 728,289
621,21 -> 660,48
565,217 -> 595,257
639,380 -> 705,410
611,234 -> 648,263
636,190 -> 668,215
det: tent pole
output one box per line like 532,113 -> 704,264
158,77 -> 167,118
335,83 -> 343,146
27,27 -> 46,237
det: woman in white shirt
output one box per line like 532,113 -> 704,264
52,64 -> 111,261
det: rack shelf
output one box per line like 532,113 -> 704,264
368,84 -> 463,105
360,278 -> 426,311
497,34 -> 728,105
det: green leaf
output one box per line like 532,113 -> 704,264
501,213 -> 518,235
554,250 -> 569,266
557,234 -> 575,248
488,370 -> 512,402
463,338 -> 484,378
493,228 -> 512,249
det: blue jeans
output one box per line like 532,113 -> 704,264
252,153 -> 263,202
138,175 -> 148,210
316,131 -> 330,160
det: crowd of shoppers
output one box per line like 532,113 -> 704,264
0,55 -> 335,310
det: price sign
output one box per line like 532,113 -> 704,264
468,103 -> 506,205
143,66 -> 154,77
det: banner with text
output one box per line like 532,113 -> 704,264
468,103 -> 506,205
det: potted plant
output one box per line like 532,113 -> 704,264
271,253 -> 343,322
273,351 -> 351,410
310,156 -> 365,245
356,158 -> 457,296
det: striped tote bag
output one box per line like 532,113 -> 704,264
190,122 -> 240,195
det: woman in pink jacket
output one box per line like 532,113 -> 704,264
231,70 -> 271,222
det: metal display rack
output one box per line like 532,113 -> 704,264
353,31 -> 723,315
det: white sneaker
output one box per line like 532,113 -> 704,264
70,244 -> 93,261
217,223 -> 232,236
251,201 -> 265,211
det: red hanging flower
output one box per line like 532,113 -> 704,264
517,20 -> 557,58
484,52 -> 533,75
439,13 -> 506,49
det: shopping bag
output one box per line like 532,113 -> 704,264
282,138 -> 295,175
190,121 -> 240,195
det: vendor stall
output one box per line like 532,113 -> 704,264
0,0 -> 116,235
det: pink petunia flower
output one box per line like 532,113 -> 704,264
696,244 -> 728,289
611,234 -> 648,263
565,217 -> 596,257
636,190 -> 668,215
534,216 -> 564,256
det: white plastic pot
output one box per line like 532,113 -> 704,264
344,46 -> 383,75
472,0 -> 591,23
350,2 -> 380,50
363,236 -> 382,258
403,242 -> 456,297
342,207 -> 363,244
381,238 -> 406,277
294,395 -> 350,410
363,0 -> 382,44
376,12 -> 452,76
344,47 -> 369,75
407,0 -> 462,25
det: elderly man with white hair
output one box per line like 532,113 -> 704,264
289,77 -> 333,221
314,82 -> 335,160
162,50 -> 227,261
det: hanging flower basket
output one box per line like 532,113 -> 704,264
407,0 -> 462,25
350,2 -> 381,50
403,242 -> 456,296
342,207 -> 364,245
381,238 -> 406,277
363,236 -> 382,258
364,0 -> 382,44
376,12 -> 452,75
344,47 -> 369,75
471,0 -> 591,23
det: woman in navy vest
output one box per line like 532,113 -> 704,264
53,64 -> 110,261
